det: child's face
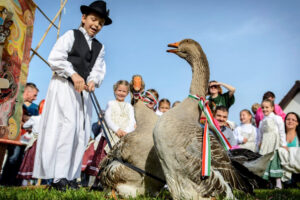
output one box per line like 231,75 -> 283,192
240,111 -> 251,124
261,102 -> 273,116
159,102 -> 170,113
81,13 -> 105,37
115,84 -> 128,102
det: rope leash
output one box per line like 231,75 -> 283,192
90,91 -> 165,183
189,94 -> 232,177
90,91 -> 115,149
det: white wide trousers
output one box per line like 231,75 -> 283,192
33,75 -> 91,180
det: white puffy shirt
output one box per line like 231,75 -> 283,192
48,27 -> 106,87
104,100 -> 136,133
233,123 -> 257,144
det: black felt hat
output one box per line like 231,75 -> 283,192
80,1 -> 112,25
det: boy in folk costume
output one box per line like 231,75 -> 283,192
33,1 -> 112,190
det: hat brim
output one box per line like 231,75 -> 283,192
80,5 -> 112,25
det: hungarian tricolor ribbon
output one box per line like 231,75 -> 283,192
202,120 -> 211,177
188,94 -> 232,177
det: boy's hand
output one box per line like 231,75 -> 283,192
85,81 -> 95,92
71,73 -> 85,93
116,129 -> 127,138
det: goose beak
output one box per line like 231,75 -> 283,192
133,76 -> 142,91
167,42 -> 179,53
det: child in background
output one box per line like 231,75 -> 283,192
17,100 -> 45,185
258,99 -> 287,154
156,98 -> 170,116
144,89 -> 159,112
251,103 -> 260,116
251,103 -> 260,126
258,99 -> 287,189
255,91 -> 286,127
233,109 -> 257,152
104,80 -> 136,153
33,1 -> 112,191
172,101 -> 180,108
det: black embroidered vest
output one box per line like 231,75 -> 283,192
67,29 -> 102,83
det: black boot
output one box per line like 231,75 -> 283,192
51,178 -> 69,191
68,179 -> 80,190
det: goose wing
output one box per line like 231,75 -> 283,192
174,123 -> 252,196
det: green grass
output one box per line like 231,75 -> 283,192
0,187 -> 299,200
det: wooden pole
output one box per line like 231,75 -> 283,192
30,0 -> 68,61
36,6 -> 58,29
57,0 -> 63,39
30,48 -> 51,68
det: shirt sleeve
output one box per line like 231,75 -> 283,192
48,30 -> 76,78
248,126 -> 257,143
276,116 -> 287,147
104,101 -> 119,133
86,45 -> 106,88
124,104 -> 136,133
233,127 -> 244,144
23,117 -> 35,129
225,128 -> 237,146
223,92 -> 235,109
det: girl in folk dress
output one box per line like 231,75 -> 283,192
257,100 -> 287,155
104,80 -> 136,153
233,109 -> 257,152
258,99 -> 288,189
17,100 -> 45,182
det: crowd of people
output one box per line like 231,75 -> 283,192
0,0 -> 299,193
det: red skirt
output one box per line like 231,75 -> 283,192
85,136 -> 107,176
17,141 -> 37,180
81,142 -> 96,171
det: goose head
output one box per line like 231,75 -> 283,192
130,74 -> 145,104
167,39 -> 210,96
167,39 -> 208,67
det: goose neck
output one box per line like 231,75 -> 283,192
189,59 -> 210,97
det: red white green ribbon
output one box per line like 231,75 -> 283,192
136,91 -> 158,109
189,94 -> 232,177
202,120 -> 211,177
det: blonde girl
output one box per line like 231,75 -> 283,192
104,80 -> 136,152
233,109 -> 257,152
258,99 -> 287,189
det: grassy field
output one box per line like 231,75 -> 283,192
0,187 -> 300,200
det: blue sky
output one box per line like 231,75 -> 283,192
28,0 -> 300,124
